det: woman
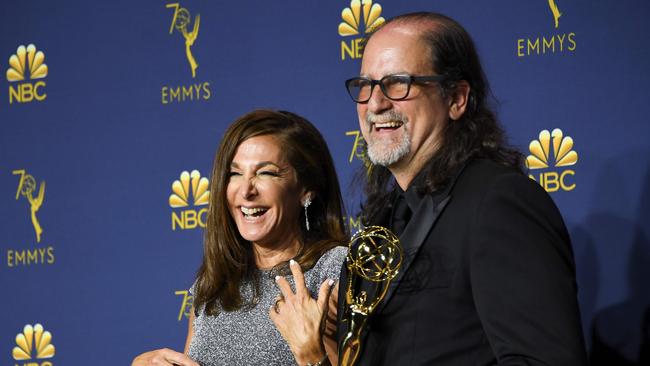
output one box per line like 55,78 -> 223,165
132,110 -> 347,366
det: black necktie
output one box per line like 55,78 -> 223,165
392,194 -> 411,237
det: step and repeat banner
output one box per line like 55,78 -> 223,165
1,0 -> 649,364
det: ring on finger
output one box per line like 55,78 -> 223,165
273,296 -> 284,314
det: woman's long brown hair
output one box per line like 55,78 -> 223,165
193,110 -> 348,315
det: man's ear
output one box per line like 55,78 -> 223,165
448,80 -> 471,121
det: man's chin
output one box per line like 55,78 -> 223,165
367,148 -> 408,167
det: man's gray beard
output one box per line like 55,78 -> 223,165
366,133 -> 410,166
367,126 -> 411,167
365,111 -> 411,167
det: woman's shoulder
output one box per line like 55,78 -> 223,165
309,245 -> 348,280
318,245 -> 348,267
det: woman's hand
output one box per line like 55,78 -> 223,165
131,348 -> 199,366
323,281 -> 339,364
270,259 -> 335,365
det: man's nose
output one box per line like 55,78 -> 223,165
367,85 -> 392,113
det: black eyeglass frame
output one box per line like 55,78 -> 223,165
345,74 -> 446,103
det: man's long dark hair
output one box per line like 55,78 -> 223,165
360,12 -> 524,224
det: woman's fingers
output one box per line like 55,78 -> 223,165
289,259 -> 307,297
317,278 -> 335,312
325,281 -> 339,334
163,349 -> 200,366
165,351 -> 199,366
275,260 -> 310,300
330,281 -> 339,307
131,348 -> 199,366
274,260 -> 335,319
275,275 -> 294,299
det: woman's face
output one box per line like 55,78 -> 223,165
226,135 -> 305,248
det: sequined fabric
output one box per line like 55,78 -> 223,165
188,246 -> 347,366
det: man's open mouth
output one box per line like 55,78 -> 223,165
374,121 -> 404,131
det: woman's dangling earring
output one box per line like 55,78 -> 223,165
303,197 -> 312,231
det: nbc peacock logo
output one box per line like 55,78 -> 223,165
169,170 -> 210,230
12,324 -> 55,365
338,0 -> 385,60
6,44 -> 48,104
526,128 -> 578,192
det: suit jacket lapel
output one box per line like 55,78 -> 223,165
375,162 -> 470,314
338,163 -> 469,364
376,194 -> 451,314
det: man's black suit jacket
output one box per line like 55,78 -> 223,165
337,159 -> 587,365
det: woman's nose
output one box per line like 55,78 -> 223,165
240,176 -> 257,199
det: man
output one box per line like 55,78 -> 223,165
337,12 -> 587,365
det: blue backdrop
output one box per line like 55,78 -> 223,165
1,0 -> 649,364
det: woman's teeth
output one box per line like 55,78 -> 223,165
241,207 -> 267,217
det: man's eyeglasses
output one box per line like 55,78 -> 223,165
345,74 -> 445,103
